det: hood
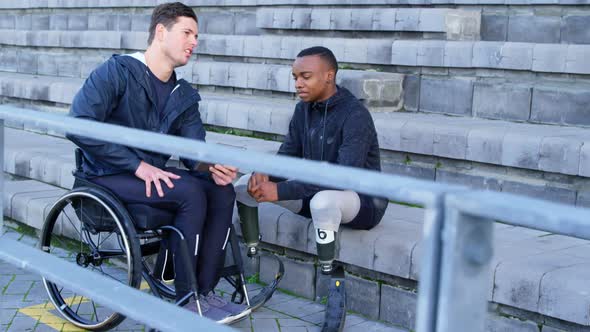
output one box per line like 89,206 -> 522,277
307,85 -> 356,112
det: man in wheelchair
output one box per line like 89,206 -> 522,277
66,2 -> 248,323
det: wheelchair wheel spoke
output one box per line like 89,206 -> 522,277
62,207 -> 83,240
91,300 -> 99,323
97,231 -> 115,248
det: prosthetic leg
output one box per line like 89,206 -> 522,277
315,228 -> 347,332
236,202 -> 284,311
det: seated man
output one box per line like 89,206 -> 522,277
67,2 -> 247,322
235,46 -> 388,274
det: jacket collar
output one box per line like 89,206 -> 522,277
309,85 -> 352,112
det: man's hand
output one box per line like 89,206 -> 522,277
247,173 -> 269,197
134,161 -> 181,198
251,181 -> 278,202
209,164 -> 238,186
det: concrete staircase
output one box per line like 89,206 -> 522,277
1,1 -> 590,331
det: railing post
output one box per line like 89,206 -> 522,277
0,119 -> 4,234
415,196 -> 445,332
436,198 -> 494,332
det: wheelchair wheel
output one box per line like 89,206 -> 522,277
39,187 -> 142,331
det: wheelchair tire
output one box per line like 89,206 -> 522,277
39,187 -> 142,331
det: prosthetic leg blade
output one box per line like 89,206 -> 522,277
321,266 -> 346,332
248,252 -> 285,311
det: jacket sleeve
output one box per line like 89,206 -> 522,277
276,107 -> 375,201
177,102 -> 206,171
66,58 -> 142,173
275,104 -> 329,200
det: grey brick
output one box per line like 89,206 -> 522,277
203,12 -> 235,34
395,9 -> 420,31
234,12 -> 259,35
391,40 -> 418,66
227,63 -> 248,88
130,14 -> 150,32
562,16 -> 590,44
507,15 -> 560,44
538,264 -> 590,325
346,273 -> 380,320
485,315 -> 539,332
0,14 -> 15,29
433,124 -> 469,159
493,252 -> 585,313
31,14 -> 50,30
576,191 -> 590,208
11,189 -> 64,223
268,65 -> 291,92
331,8 -> 352,30
351,8 -> 374,31
242,35 -> 263,58
256,7 -> 274,28
400,120 -> 437,155
481,14 -> 507,41
472,42 -> 503,68
538,135 -> 583,176
532,43 -> 567,73
382,163 -> 436,181
121,31 -> 147,50
276,211 -> 311,252
310,8 -> 331,30
117,13 -> 132,31
291,8 -> 311,29
373,9 -> 396,31
0,49 -> 17,72
473,83 -> 531,121
446,10 -> 481,41
419,9 -> 447,32
579,143 -> 590,177
343,39 -> 368,64
379,285 -> 416,330
15,14 -> 31,30
17,52 -> 37,75
501,130 -> 542,170
444,41 -> 473,67
36,53 -> 57,76
565,44 -> 590,75
339,228 -> 379,271
272,8 -> 293,29
373,114 -> 405,151
419,77 -> 474,116
417,40 -> 445,67
464,123 -> 509,164
247,64 -> 269,90
260,255 -> 316,300
88,14 -> 114,30
373,220 -> 421,277
402,74 -> 420,112
209,62 -> 229,86
502,181 -> 575,205
473,41 -> 532,70
56,54 -> 81,78
67,14 -> 87,30
436,170 -> 501,191
49,14 -> 68,30
81,56 -> 107,78
530,86 -> 590,126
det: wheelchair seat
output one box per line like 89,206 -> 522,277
72,174 -> 174,230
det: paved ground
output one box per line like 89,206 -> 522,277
0,224 -> 408,332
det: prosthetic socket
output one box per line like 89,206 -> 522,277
237,202 -> 260,257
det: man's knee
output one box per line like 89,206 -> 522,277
309,191 -> 338,212
168,176 -> 206,204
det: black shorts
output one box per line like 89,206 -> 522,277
297,194 -> 380,230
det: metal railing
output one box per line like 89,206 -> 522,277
1,105 -> 589,331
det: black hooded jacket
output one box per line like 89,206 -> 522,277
276,86 -> 388,224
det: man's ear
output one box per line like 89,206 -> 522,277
326,70 -> 335,84
155,23 -> 166,42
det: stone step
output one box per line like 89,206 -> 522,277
3,72 -> 590,178
255,7 -> 469,34
0,0 -> 587,8
0,50 -> 406,108
4,126 -> 590,329
2,30 -> 589,75
3,9 -> 589,46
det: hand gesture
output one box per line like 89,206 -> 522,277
209,164 -> 238,186
134,161 -> 181,198
247,172 -> 269,197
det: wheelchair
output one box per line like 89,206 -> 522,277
38,149 -> 284,330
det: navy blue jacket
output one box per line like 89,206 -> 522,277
276,86 -> 388,224
67,53 -> 205,177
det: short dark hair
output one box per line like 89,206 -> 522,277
148,2 -> 198,45
297,46 -> 338,75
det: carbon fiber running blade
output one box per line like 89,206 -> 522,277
248,253 -> 285,311
321,266 -> 346,332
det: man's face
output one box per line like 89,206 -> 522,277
292,55 -> 335,103
159,16 -> 198,68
